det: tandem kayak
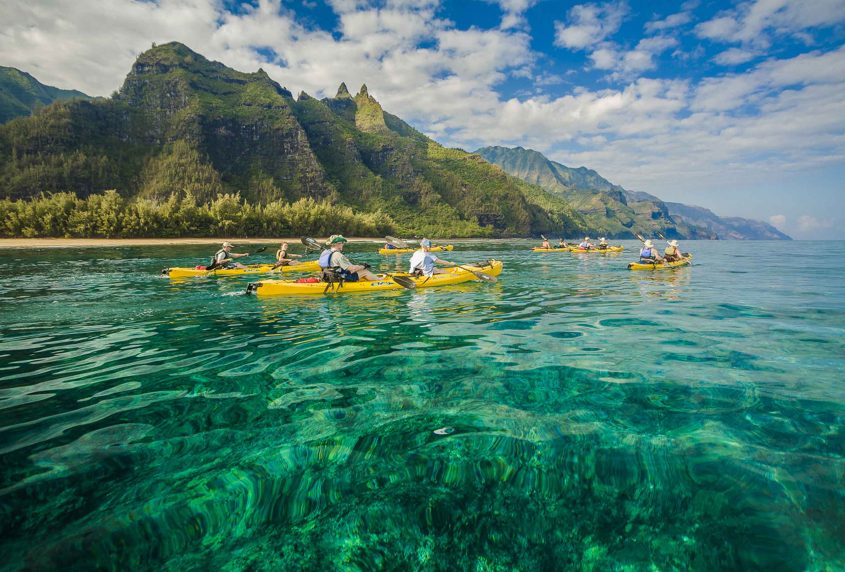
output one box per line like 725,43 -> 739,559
378,245 -> 454,254
246,260 -> 503,296
627,254 -> 693,270
532,247 -> 572,252
163,259 -> 321,278
570,246 -> 624,253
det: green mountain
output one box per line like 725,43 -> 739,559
0,42 -> 584,237
0,66 -> 90,124
474,146 -> 713,239
664,202 -> 791,240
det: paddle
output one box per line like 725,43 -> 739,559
449,262 -> 497,283
207,246 -> 266,271
301,236 -> 415,289
385,235 -> 410,249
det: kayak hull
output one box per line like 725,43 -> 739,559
248,260 -> 503,296
164,259 -> 320,278
570,246 -> 624,253
532,247 -> 572,252
627,254 -> 693,270
379,245 -> 454,254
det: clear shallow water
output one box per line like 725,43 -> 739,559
0,240 -> 843,570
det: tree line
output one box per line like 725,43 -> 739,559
0,191 -> 399,238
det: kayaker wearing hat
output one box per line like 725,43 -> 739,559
210,242 -> 249,269
597,237 -> 609,250
664,239 -> 683,262
639,239 -> 663,263
318,235 -> 379,282
579,236 -> 594,249
409,238 -> 456,277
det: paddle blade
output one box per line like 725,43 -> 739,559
391,275 -> 416,289
253,246 -> 267,254
301,236 -> 322,250
385,235 -> 409,249
474,272 -> 497,283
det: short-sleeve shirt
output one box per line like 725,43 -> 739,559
330,250 -> 353,270
409,250 -> 439,276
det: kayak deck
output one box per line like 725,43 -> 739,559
163,259 -> 320,278
532,247 -> 572,252
379,245 -> 454,254
627,254 -> 693,270
247,260 -> 502,296
570,246 -> 624,253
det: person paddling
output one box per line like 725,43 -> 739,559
210,242 -> 249,269
558,238 -> 569,248
319,235 -> 380,282
664,239 -> 683,262
409,238 -> 456,277
541,238 -> 551,249
579,236 -> 594,250
597,237 -> 609,250
274,242 -> 302,267
639,239 -> 663,263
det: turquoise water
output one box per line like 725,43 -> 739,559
1,240 -> 843,570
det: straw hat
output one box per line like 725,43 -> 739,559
668,239 -> 679,246
644,239 -> 654,248
222,242 -> 234,248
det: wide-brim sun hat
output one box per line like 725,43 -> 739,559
584,237 -> 590,241
327,234 -> 348,245
222,242 -> 234,248
668,240 -> 679,246
644,240 -> 654,247
599,237 -> 606,241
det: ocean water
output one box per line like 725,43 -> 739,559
0,240 -> 843,571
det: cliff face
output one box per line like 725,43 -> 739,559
475,146 -> 711,239
476,146 -> 788,239
665,203 -> 791,240
0,43 -> 585,236
0,66 -> 91,124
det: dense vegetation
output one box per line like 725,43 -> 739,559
0,66 -> 90,124
0,42 -> 587,238
0,191 -> 395,238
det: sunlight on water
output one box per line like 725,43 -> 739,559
0,241 -> 843,570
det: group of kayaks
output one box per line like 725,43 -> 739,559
162,240 -> 503,296
531,243 -> 693,271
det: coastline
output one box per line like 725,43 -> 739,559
0,237 -> 385,249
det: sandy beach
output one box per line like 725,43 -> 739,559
0,237 -> 385,249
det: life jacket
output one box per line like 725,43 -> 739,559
319,249 -> 358,283
318,249 -> 336,269
210,249 -> 230,266
640,247 -> 655,259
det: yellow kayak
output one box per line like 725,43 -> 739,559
570,246 -> 624,253
532,247 -> 572,252
247,260 -> 503,296
163,259 -> 321,278
628,254 -> 693,270
379,245 -> 454,254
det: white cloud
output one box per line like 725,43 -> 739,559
696,0 -> 845,48
645,10 -> 692,33
797,215 -> 835,232
713,47 -> 759,65
769,214 -> 786,228
554,2 -> 628,50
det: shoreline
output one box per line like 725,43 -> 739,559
0,237 -> 386,249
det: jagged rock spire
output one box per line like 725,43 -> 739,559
359,84 -> 369,97
336,82 -> 351,98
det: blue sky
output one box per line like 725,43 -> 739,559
2,0 -> 844,238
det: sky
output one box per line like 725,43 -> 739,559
1,0 -> 844,239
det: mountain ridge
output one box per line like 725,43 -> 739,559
0,66 -> 91,124
475,145 -> 790,240
0,42 -> 585,238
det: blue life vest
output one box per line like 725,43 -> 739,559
319,249 -> 336,268
640,247 -> 654,259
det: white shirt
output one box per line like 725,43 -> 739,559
408,249 -> 440,276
